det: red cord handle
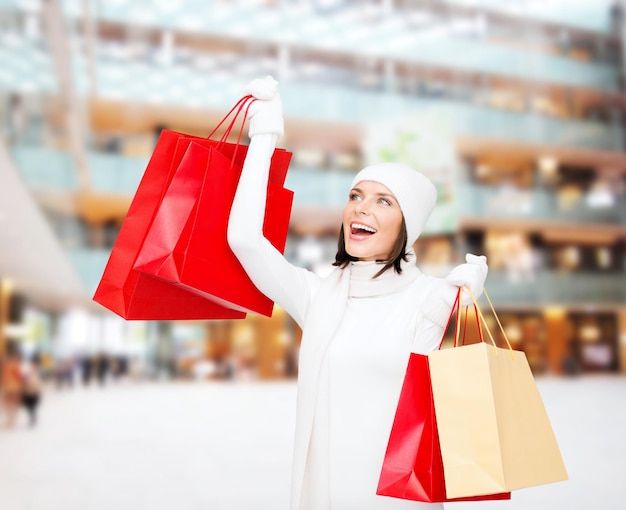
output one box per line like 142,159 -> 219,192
206,94 -> 257,170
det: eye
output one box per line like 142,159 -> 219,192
349,192 -> 362,201
378,197 -> 392,206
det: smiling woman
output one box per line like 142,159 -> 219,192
341,181 -> 403,262
226,76 -> 489,510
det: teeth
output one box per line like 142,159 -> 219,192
352,223 -> 376,233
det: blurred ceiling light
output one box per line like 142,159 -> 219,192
332,152 -> 358,170
192,56 -> 217,71
407,11 -> 434,27
504,324 -> 523,343
256,11 -> 281,29
596,247 -> 612,269
450,18 -> 484,36
345,26 -> 372,42
18,0 -> 40,12
300,18 -> 328,36
1,278 -> 14,295
24,13 -> 39,38
586,181 -> 615,208
538,156 -> 558,177
128,8 -> 158,25
294,149 -> 325,168
476,163 -> 490,177
388,33 -> 419,49
315,0 -> 345,9
580,324 -> 601,343
544,306 -> 566,318
178,15 -> 203,31
300,62 -> 324,77
4,323 -> 31,339
297,236 -> 324,265
562,245 -> 580,269
413,24 -> 451,40
154,0 -> 180,14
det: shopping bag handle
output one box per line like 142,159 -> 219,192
206,95 -> 256,170
435,288 -> 461,351
466,287 -> 515,358
208,95 -> 255,141
436,288 -> 483,351
453,289 -> 483,348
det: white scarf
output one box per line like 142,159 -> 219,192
290,252 -> 421,509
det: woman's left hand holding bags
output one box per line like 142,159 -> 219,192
445,253 -> 488,305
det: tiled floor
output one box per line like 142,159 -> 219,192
0,376 -> 623,510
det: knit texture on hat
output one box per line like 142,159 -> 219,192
350,163 -> 437,246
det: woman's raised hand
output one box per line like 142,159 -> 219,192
243,75 -> 284,138
445,253 -> 488,305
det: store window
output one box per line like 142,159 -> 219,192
568,313 -> 619,373
548,242 -> 623,272
484,231 -> 540,281
414,235 -> 455,277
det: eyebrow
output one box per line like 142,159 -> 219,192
351,187 -> 396,200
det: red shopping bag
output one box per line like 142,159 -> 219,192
133,138 -> 293,316
93,96 -> 291,319
377,290 -> 511,502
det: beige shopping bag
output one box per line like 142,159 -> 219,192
428,289 -> 568,499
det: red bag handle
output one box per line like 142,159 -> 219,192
207,95 -> 257,169
454,303 -> 483,347
208,94 -> 254,141
436,288 -> 460,351
435,287 -> 484,351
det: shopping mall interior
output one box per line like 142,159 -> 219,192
1,0 -> 625,385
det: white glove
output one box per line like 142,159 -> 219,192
242,75 -> 284,138
445,253 -> 488,306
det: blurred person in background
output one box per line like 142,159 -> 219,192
54,357 -> 76,390
80,353 -> 94,386
228,77 -> 488,510
95,352 -> 110,386
21,353 -> 43,427
1,345 -> 23,428
5,93 -> 27,145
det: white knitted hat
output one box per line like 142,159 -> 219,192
350,162 -> 437,246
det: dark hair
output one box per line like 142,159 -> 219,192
332,217 -> 409,278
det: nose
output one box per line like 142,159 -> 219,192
355,199 -> 369,215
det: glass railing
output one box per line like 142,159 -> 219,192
0,32 -> 621,149
485,270 -> 626,306
85,38 -> 619,95
457,183 -> 626,224
279,172 -> 626,226
89,152 -> 147,192
0,32 -> 57,93
66,245 -> 626,307
11,145 -> 79,190
445,0 -> 616,34
9,78 -> 622,153
56,0 -> 617,37
71,1 -> 619,91
65,248 -> 111,297
10,146 -> 147,192
2,2 -> 618,93
12,146 -> 626,226
91,70 -> 626,151
284,167 -> 354,208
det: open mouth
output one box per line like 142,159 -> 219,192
350,222 -> 377,236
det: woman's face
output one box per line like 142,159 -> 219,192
342,180 -> 403,261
